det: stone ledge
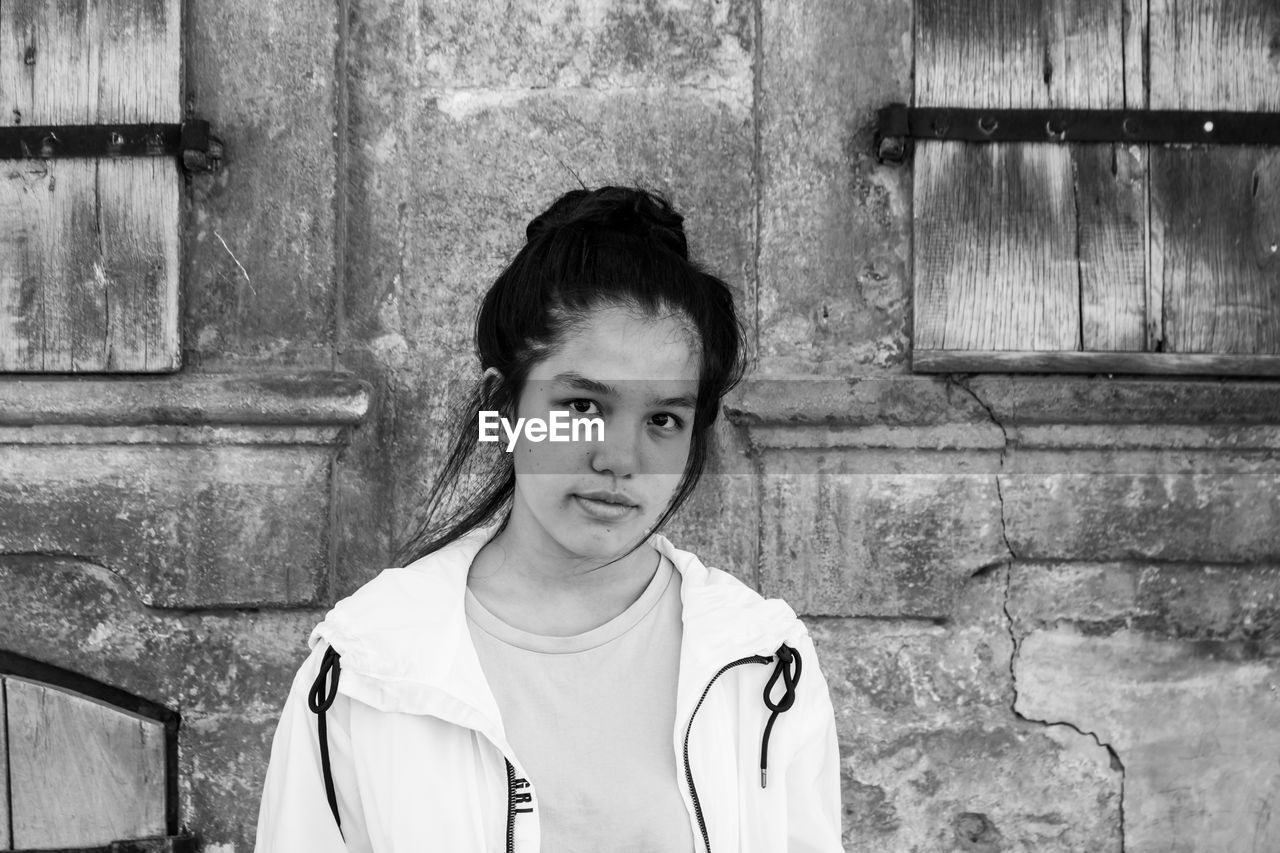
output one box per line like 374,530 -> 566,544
0,371 -> 371,428
725,375 -> 991,428
727,375 -> 1280,450
728,375 -> 1280,425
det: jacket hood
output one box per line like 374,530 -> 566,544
310,525 -> 806,733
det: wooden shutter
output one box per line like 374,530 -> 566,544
2,678 -> 166,847
0,653 -> 181,850
0,0 -> 181,372
912,0 -> 1280,375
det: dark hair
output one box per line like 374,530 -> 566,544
395,186 -> 745,565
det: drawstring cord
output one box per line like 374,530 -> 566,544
759,643 -> 802,788
308,645 -> 343,833
304,639 -> 801,836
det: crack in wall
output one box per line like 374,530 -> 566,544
948,377 -> 1014,560
1003,563 -> 1128,852
950,378 -> 1127,850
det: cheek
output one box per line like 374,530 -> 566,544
652,433 -> 693,476
511,436 -> 589,479
640,440 -> 692,501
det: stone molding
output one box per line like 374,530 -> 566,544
729,375 -> 1280,618
0,372 -> 373,609
728,375 -> 1280,450
0,371 -> 371,427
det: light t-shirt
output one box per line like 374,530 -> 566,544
465,554 -> 695,853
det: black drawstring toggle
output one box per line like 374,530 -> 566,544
308,646 -> 343,832
759,643 -> 802,788
308,645 -> 342,713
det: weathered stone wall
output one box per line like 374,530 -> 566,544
734,377 -> 1280,851
3,1 -> 1278,852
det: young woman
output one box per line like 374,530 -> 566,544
254,187 -> 843,852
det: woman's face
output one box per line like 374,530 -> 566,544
505,304 -> 699,565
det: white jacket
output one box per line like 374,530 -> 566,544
255,527 -> 843,853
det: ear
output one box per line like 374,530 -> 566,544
480,367 -> 513,417
481,366 -> 503,396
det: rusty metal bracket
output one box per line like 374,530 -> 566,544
875,103 -> 1280,164
179,119 -> 223,174
0,119 -> 222,173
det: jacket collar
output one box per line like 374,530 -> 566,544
310,523 -> 803,737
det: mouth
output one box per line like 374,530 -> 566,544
572,491 -> 639,521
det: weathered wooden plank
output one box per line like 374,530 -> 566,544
1,677 -> 10,849
917,0 -> 1124,112
0,0 -> 101,368
0,0 -> 180,372
1122,0 -> 1147,110
914,349 -> 1280,376
96,0 -> 181,124
0,166 -> 44,368
1125,0 -> 1157,355
98,159 -> 181,369
915,141 -> 1082,351
1153,148 -> 1280,353
1,1 -> 94,126
1149,0 -> 1280,111
914,0 -> 1141,353
0,161 -> 101,371
1148,155 -> 1165,353
1078,143 -> 1147,350
1149,0 -> 1280,355
7,678 -> 165,848
0,0 -> 180,124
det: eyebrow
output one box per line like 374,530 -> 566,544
551,372 -> 697,410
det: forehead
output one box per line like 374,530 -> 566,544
532,305 -> 700,384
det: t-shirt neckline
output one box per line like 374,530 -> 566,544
465,553 -> 675,654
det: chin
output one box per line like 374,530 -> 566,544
557,519 -> 652,560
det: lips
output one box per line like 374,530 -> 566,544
572,491 -> 638,521
575,490 -> 638,507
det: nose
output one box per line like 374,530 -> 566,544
589,421 -> 639,478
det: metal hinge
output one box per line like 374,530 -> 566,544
875,103 -> 1280,164
0,119 -> 222,175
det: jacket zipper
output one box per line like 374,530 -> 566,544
682,654 -> 772,853
505,758 -> 532,853
506,759 -> 517,853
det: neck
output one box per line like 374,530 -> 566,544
467,523 -> 659,636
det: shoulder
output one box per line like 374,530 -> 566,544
308,528 -> 490,676
652,532 -> 757,596
654,534 -> 812,656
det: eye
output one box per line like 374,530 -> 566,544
649,412 -> 685,432
563,399 -> 600,415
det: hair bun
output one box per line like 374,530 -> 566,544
525,186 -> 689,259
525,189 -> 592,242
